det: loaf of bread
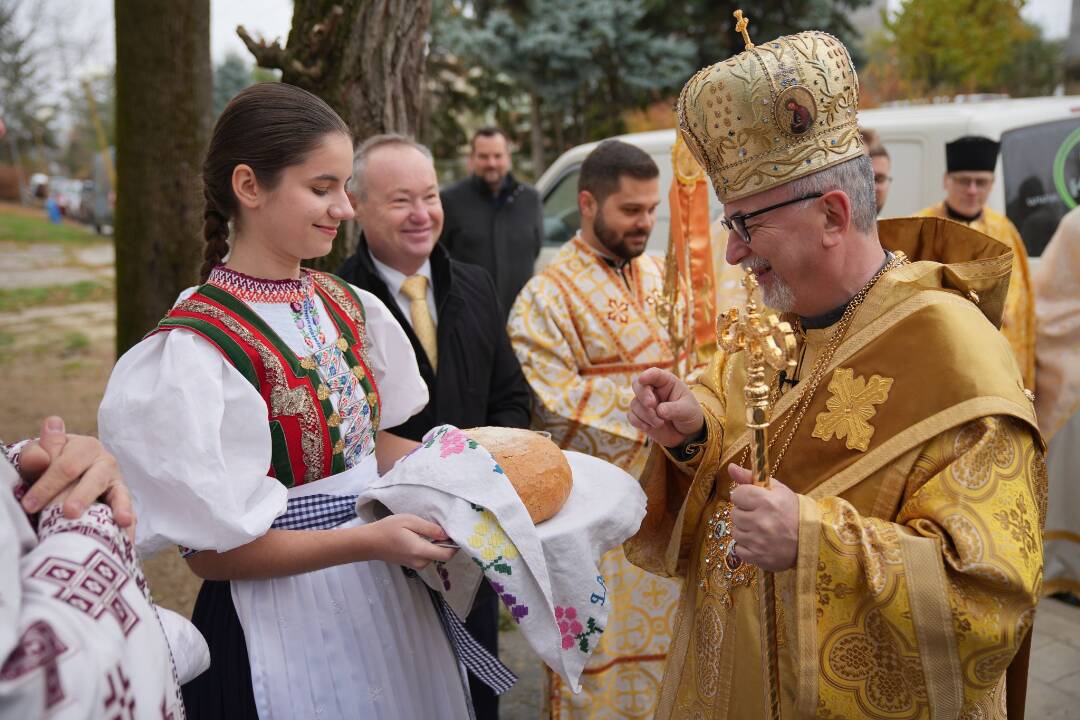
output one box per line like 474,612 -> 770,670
464,427 -> 573,523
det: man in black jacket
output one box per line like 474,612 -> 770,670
440,127 -> 544,316
338,134 -> 531,719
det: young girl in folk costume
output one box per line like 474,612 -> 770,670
98,84 -> 471,719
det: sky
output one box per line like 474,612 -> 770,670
19,0 -> 1077,121
24,0 -> 293,82
49,0 -> 1075,81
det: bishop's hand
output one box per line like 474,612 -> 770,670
728,463 -> 799,571
629,367 -> 705,448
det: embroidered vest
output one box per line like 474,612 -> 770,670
154,272 -> 381,487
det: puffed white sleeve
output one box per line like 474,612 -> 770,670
350,286 -> 429,429
98,328 -> 288,558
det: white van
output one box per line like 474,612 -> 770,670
536,96 -> 1080,264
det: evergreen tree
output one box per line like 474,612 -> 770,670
640,0 -> 874,70
437,0 -> 695,175
213,52 -> 255,117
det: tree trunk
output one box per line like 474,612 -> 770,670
241,0 -> 432,270
114,0 -> 211,354
529,89 -> 544,179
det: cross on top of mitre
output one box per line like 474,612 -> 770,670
733,9 -> 754,50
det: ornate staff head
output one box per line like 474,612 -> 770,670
716,268 -> 796,485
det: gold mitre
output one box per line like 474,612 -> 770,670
677,15 -> 863,203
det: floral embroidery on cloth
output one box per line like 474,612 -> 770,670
359,424 -> 646,691
468,507 -> 519,575
556,605 -> 603,652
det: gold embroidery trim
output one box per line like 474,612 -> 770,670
897,531 -> 963,718
794,495 -> 822,718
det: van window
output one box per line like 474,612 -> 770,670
1002,116 -> 1080,257
542,167 -> 581,247
878,139 -> 925,218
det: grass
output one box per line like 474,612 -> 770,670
0,280 -> 113,313
62,331 -> 90,354
499,604 -> 519,632
0,207 -> 98,245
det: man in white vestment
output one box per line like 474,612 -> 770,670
2,417 -> 190,718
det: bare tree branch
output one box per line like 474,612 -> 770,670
238,5 -> 343,78
236,25 -> 286,69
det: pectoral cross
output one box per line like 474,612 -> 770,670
714,267 -> 794,720
733,9 -> 755,51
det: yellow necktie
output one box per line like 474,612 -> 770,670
400,274 -> 437,371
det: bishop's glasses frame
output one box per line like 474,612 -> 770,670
719,192 -> 824,244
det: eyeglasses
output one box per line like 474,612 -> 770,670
948,174 -> 993,190
719,192 -> 824,244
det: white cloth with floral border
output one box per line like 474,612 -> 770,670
356,424 -> 646,692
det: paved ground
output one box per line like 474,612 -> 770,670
1027,596 -> 1080,719
496,596 -> 1080,719
4,232 -> 1080,719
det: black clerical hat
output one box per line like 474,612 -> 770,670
946,136 -> 999,173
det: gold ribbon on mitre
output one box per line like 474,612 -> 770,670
676,14 -> 864,203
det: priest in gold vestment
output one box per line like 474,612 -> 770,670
509,140 -> 683,718
627,24 -> 1047,720
916,136 -> 1036,389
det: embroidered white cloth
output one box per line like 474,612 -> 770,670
0,457 -> 186,718
356,425 -> 647,692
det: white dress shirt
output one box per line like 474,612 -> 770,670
369,252 -> 439,327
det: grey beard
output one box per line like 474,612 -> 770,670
762,280 -> 796,312
741,258 -> 796,312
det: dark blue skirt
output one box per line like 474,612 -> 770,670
181,580 -> 259,719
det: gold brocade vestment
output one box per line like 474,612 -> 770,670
509,234 -> 684,719
626,217 -> 1047,720
916,203 -> 1036,390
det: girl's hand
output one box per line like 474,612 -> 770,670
361,514 -> 457,570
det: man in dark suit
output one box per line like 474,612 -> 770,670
338,134 -> 531,719
440,127 -> 544,316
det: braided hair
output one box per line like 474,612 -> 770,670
199,83 -> 350,282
